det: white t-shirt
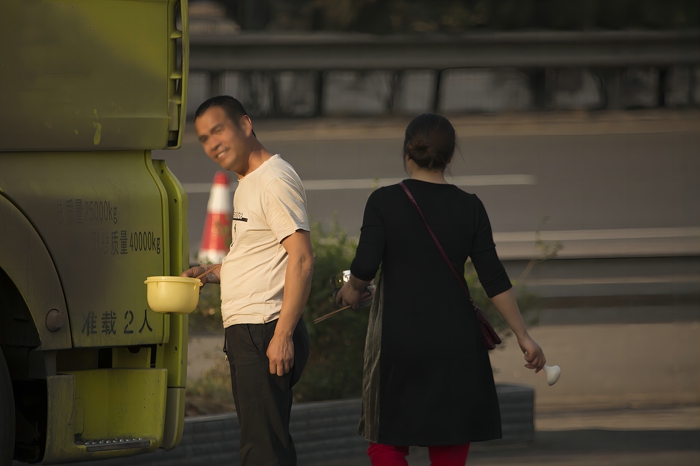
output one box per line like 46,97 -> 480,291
220,155 -> 310,327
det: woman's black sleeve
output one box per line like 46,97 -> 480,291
350,188 -> 385,281
469,195 -> 512,298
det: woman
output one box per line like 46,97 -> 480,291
335,113 -> 546,466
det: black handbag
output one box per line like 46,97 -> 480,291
399,181 -> 502,350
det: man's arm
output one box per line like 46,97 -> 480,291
267,230 -> 314,376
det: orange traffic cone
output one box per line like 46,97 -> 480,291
198,171 -> 232,264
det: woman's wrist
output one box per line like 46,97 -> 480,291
349,274 -> 370,292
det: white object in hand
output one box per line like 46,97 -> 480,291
543,365 -> 561,386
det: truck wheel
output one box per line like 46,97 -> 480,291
0,347 -> 15,466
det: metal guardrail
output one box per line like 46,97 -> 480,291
189,30 -> 700,115
191,30 -> 700,71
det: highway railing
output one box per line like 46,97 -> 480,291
189,30 -> 700,116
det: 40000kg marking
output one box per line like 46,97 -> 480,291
92,230 -> 161,255
130,231 -> 161,254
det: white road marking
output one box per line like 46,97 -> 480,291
494,227 -> 700,243
303,174 -> 536,190
524,275 -> 700,286
182,182 -> 229,193
182,174 -> 536,193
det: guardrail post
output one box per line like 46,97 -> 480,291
608,69 -> 624,110
657,67 -> 669,108
314,71 -> 325,117
591,70 -> 607,110
689,65 -> 696,106
432,69 -> 443,113
386,71 -> 402,114
530,69 -> 547,110
209,71 -> 223,98
271,72 -> 281,117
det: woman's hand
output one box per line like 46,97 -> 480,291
517,334 -> 546,373
335,273 -> 373,309
335,281 -> 364,309
489,289 -> 546,372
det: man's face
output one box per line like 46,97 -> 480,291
195,106 -> 250,174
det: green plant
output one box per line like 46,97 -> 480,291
292,219 -> 368,402
465,263 -> 539,346
188,284 -> 225,335
186,216 -> 553,407
294,217 -> 547,401
474,217 -> 562,346
517,216 -> 563,283
187,217 -> 367,404
185,358 -> 235,416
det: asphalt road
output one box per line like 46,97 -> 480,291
320,429 -> 700,466
155,111 -> 700,263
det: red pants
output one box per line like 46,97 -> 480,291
368,442 -> 471,466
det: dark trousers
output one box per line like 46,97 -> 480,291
225,318 -> 309,466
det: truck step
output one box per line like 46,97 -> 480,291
76,438 -> 151,452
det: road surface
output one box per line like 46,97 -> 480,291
155,110 -> 700,263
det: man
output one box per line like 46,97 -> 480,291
182,96 -> 313,466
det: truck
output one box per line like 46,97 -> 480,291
0,0 -> 190,463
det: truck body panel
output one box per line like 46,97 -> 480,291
0,152 -> 170,348
44,370 -> 168,463
0,0 -> 188,151
0,0 -> 191,461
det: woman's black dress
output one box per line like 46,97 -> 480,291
351,179 -> 512,446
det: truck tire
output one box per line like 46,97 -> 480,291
0,347 -> 15,466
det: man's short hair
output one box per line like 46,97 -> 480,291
195,96 -> 256,137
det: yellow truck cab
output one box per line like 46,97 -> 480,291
0,1 -> 190,463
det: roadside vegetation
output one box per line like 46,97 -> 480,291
185,217 -> 557,414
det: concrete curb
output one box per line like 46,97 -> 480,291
52,384 -> 533,466
494,227 -> 700,260
182,110 -> 700,143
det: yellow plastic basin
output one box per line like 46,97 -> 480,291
144,276 -> 202,314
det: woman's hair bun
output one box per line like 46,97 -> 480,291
405,138 -> 431,162
403,114 -> 455,171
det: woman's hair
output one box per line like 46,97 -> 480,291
403,113 -> 456,171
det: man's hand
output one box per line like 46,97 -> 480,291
267,332 -> 294,376
181,264 -> 221,287
268,230 -> 313,376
